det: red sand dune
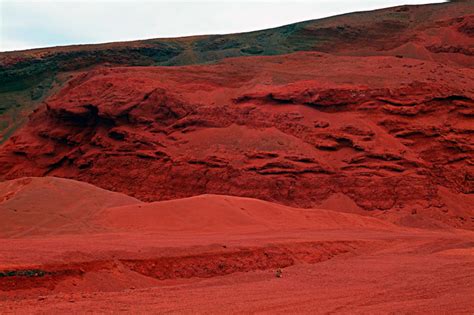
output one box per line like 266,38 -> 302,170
0,177 -> 140,238
97,194 -> 396,232
0,176 -> 393,238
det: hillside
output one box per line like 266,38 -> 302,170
0,1 -> 473,142
1,1 -> 474,313
1,51 -> 472,229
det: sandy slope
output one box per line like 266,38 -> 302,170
96,194 -> 395,233
0,177 -> 393,239
0,177 -> 140,238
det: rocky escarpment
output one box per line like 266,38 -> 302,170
0,52 -> 472,229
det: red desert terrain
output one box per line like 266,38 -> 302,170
0,1 -> 473,313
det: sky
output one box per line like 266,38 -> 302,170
1,0 -> 447,52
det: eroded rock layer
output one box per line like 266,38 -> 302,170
1,52 -> 472,228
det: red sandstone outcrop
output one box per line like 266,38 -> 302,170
1,53 -> 472,228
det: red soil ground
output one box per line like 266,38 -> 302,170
0,177 -> 473,313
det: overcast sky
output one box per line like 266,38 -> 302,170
1,0 -> 446,52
